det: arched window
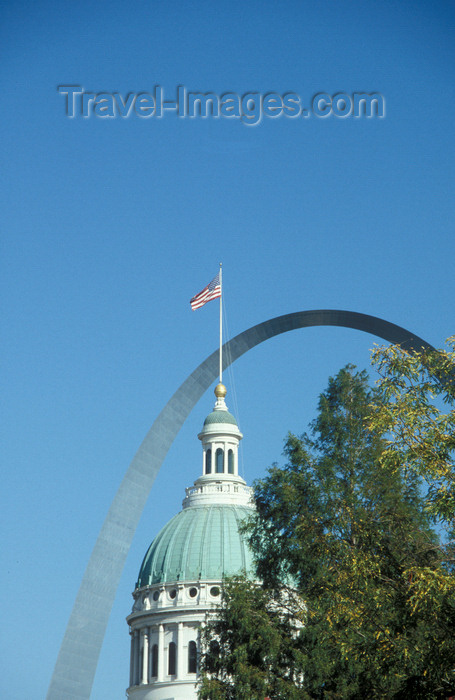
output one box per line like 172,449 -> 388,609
188,640 -> 197,673
216,448 -> 224,473
228,449 -> 234,474
205,449 -> 211,474
151,644 -> 158,678
168,641 -> 176,675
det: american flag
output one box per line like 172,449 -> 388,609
190,272 -> 221,310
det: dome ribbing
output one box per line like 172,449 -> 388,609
136,504 -> 255,588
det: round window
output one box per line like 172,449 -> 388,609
169,589 -> 177,599
210,586 -> 220,597
189,587 -> 198,598
153,590 -> 160,601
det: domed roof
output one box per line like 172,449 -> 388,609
203,410 -> 238,426
136,504 -> 255,588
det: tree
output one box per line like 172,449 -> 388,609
369,338 -> 455,529
366,339 -> 455,694
198,364 -> 455,699
198,575 -> 307,700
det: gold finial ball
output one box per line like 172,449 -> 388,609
214,382 -> 227,398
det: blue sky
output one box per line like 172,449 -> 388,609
1,1 -> 454,698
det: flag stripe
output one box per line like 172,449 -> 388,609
190,273 -> 221,310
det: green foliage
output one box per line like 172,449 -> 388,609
198,576 -> 307,700
369,338 -> 455,528
198,363 -> 455,699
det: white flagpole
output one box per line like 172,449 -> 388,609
219,262 -> 222,383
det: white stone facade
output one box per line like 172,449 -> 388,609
126,580 -> 226,700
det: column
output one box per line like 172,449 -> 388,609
158,623 -> 164,682
148,629 -> 153,681
141,627 -> 149,685
132,629 -> 140,686
129,631 -> 134,688
177,622 -> 184,678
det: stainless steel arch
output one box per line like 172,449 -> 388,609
46,310 -> 434,699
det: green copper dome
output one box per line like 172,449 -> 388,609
136,504 -> 255,588
203,410 -> 238,426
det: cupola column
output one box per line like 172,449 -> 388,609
141,627 -> 149,684
132,628 -> 140,686
177,621 -> 184,678
158,623 -> 165,682
129,630 -> 134,687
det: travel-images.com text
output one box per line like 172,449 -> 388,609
58,85 -> 385,125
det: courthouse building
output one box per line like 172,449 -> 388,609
126,382 -> 255,699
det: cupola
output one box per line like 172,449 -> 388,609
197,383 -> 243,483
